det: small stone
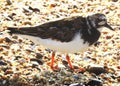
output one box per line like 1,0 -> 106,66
0,47 -> 3,51
2,80 -> 7,85
112,0 -> 118,2
87,65 -> 107,75
85,79 -> 103,86
73,75 -> 79,80
15,56 -> 22,60
23,6 -> 32,13
49,79 -> 55,85
94,41 -> 101,46
30,58 -> 43,65
23,21 -> 32,25
117,66 -> 120,69
45,48 -> 52,53
62,77 -> 72,85
106,35 -> 113,39
1,76 -> 7,80
0,61 -> 7,66
69,83 -> 81,86
0,38 -> 5,43
62,60 -> 68,66
1,45 -> 10,49
6,0 -> 12,5
29,6 -> 40,12
5,69 -> 13,74
36,53 -> 43,59
117,76 -> 120,82
12,35 -> 18,39
49,3 -> 57,8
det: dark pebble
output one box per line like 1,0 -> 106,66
49,79 -> 55,85
0,47 -> 3,51
5,69 -> 13,74
45,48 -> 52,53
23,7 -> 31,13
112,0 -> 118,2
12,35 -> 18,39
91,58 -> 97,61
73,75 -> 79,80
30,58 -> 43,65
87,66 -> 107,75
7,15 -> 13,20
111,75 -> 116,79
0,61 -> 7,66
26,49 -> 34,53
1,45 -> 10,49
62,77 -> 72,85
15,56 -> 22,60
6,0 -> 12,5
5,37 -> 12,42
73,5 -> 78,9
62,60 -> 68,66
35,78 -> 47,85
85,79 -> 103,86
36,53 -> 43,59
94,41 -> 101,46
117,76 -> 120,82
29,6 -> 40,12
106,36 -> 112,39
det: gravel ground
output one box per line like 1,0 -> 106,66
0,0 -> 120,86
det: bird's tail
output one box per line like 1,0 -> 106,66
7,27 -> 22,34
7,26 -> 36,35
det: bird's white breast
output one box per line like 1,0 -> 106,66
15,33 -> 89,53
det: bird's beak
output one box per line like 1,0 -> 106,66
105,23 -> 114,31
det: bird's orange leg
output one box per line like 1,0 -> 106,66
50,52 -> 58,70
66,54 -> 73,69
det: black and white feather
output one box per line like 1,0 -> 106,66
7,13 -> 113,53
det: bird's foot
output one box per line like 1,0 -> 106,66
50,65 -> 58,71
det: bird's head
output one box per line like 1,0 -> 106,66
87,13 -> 114,31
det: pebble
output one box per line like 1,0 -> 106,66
48,79 -> 55,85
6,0 -> 12,5
36,53 -> 43,59
5,69 -> 13,74
0,61 -> 7,66
0,44 -> 10,49
73,75 -> 79,80
62,60 -> 68,66
85,79 -> 103,86
14,56 -> 22,60
94,41 -> 101,46
87,66 -> 107,75
0,47 -> 3,51
28,6 -> 40,12
0,38 -> 5,43
62,77 -> 72,85
5,37 -> 12,43
112,0 -> 118,2
30,58 -> 43,65
69,83 -> 82,86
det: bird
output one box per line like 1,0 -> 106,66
7,13 -> 113,70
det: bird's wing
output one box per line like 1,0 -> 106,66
7,16 -> 86,42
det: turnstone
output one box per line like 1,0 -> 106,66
7,13 -> 113,69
